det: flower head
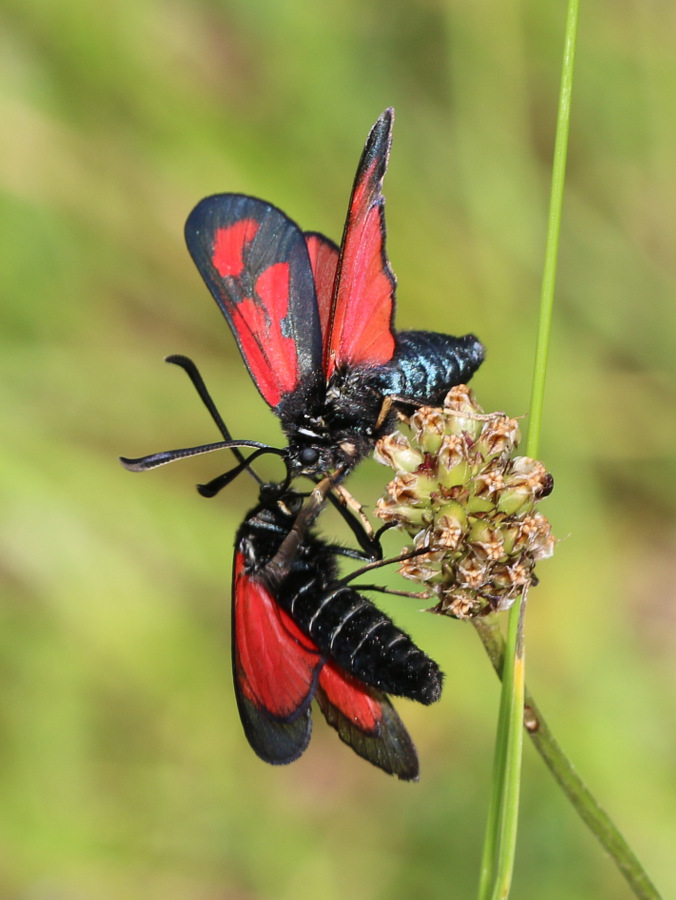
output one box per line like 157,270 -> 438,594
375,386 -> 556,619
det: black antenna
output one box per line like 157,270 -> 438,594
166,355 -> 256,475
119,438 -> 282,472
197,446 -> 286,497
119,355 -> 289,490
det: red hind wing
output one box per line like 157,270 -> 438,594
324,109 -> 397,378
305,232 -> 339,350
232,551 -> 322,765
316,661 -> 420,781
233,550 -> 420,777
185,195 -> 323,409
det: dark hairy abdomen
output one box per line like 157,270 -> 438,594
241,507 -> 442,705
282,565 -> 442,705
375,330 -> 485,406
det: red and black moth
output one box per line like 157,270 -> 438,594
233,479 -> 442,780
121,107 -> 482,775
178,107 -> 484,480
123,356 -> 441,778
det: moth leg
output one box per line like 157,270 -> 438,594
374,394 -> 395,431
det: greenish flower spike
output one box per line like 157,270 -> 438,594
374,386 -> 556,619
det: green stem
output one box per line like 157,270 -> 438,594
478,596 -> 526,900
526,0 -> 579,462
479,2 -> 581,896
473,618 -> 663,900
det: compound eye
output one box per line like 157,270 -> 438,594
299,446 -> 320,467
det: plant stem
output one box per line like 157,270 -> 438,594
473,618 -> 663,900
478,594 -> 526,900
479,2 -> 581,896
527,0 -> 579,463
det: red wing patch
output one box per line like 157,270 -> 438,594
233,552 -> 321,720
185,195 -> 323,409
318,662 -> 382,734
232,550 -> 324,765
305,232 -> 339,353
324,109 -> 397,377
316,661 -> 420,781
212,219 -> 260,277
223,261 -> 298,406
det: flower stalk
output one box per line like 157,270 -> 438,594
473,617 -> 663,900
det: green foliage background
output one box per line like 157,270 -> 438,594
1,1 -> 674,898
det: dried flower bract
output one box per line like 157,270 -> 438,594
375,386 -> 556,619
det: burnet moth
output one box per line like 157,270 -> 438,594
123,356 -> 442,779
173,107 -> 484,480
233,477 -> 441,780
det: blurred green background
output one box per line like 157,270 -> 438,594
1,1 -> 674,898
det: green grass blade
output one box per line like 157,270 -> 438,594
473,617 -> 664,900
477,604 -> 526,900
527,0 -> 580,460
478,2 -> 580,897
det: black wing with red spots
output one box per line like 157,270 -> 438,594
185,195 -> 323,410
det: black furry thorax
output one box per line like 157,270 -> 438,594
278,365 -> 395,477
